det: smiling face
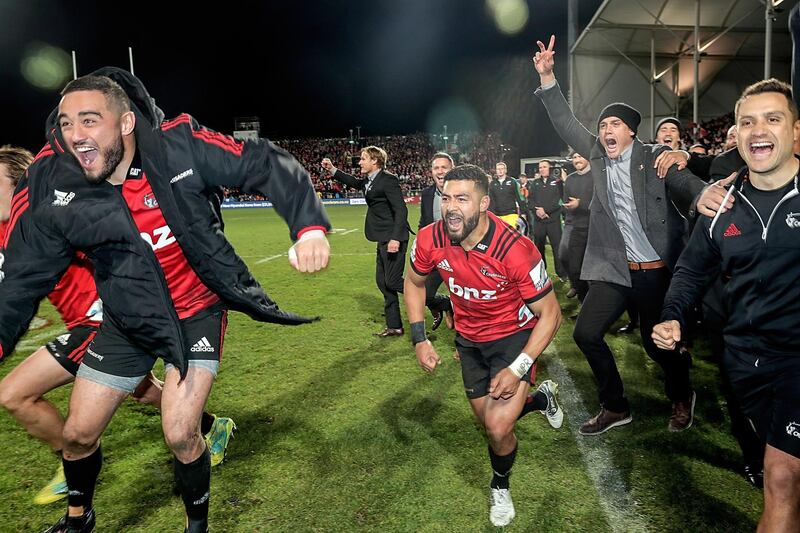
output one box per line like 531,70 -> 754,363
598,116 -> 635,159
431,156 -> 453,191
656,122 -> 680,150
736,91 -> 800,178
58,90 -> 132,184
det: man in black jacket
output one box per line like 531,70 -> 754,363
655,79 -> 800,532
529,160 -> 565,279
534,35 -> 705,436
0,70 -> 330,533
488,162 -> 526,229
323,147 -> 409,337
559,151 -> 592,301
418,153 -> 453,330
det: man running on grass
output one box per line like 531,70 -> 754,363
404,164 -> 563,527
0,146 -> 235,507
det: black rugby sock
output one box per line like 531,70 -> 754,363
517,390 -> 548,420
200,412 -> 215,436
489,444 -> 517,490
175,446 -> 211,531
63,445 -> 103,511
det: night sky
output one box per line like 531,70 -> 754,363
1,0 -> 602,158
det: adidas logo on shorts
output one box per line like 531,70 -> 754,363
190,336 -> 215,353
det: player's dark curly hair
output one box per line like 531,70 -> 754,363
443,164 -> 489,195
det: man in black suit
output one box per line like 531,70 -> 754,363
322,147 -> 409,337
418,152 -> 454,330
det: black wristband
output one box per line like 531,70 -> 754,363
410,321 -> 427,345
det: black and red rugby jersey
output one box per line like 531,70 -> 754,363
120,163 -> 219,320
410,211 -> 552,343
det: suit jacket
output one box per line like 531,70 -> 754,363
419,184 -> 438,229
333,169 -> 409,242
535,81 -> 705,287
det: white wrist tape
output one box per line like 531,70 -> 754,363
297,229 -> 326,243
289,230 -> 327,263
509,352 -> 535,378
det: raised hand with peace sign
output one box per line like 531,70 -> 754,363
532,34 -> 557,86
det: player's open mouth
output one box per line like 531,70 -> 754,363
605,137 -> 617,149
75,145 -> 99,169
749,141 -> 774,158
446,214 -> 463,231
664,136 -> 673,144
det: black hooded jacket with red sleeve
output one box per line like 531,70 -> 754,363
0,67 -> 331,375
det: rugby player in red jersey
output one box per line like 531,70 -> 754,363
404,164 -> 563,527
0,146 -> 235,508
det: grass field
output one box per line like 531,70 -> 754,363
0,205 -> 762,532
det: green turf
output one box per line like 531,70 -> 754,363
0,205 -> 762,531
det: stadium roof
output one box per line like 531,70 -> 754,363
567,0 -> 793,137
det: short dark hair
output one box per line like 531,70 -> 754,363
735,78 -> 798,121
0,145 -> 34,186
61,75 -> 131,114
444,164 -> 489,196
431,152 -> 454,166
538,159 -> 552,166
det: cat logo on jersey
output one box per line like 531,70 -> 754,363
143,193 -> 159,209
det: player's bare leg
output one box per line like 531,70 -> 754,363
161,366 -> 215,533
469,381 -> 530,527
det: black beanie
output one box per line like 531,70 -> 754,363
597,103 -> 641,135
656,116 -> 682,134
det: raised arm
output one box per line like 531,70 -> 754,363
532,35 -> 596,158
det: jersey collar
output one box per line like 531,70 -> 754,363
464,215 -> 496,253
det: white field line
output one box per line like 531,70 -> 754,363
255,252 -> 375,264
542,345 -> 651,533
256,254 -> 286,264
16,327 -> 64,351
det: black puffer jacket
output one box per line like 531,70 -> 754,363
0,67 -> 330,375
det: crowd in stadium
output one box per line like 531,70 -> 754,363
221,131 -> 508,201
221,115 -> 736,204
